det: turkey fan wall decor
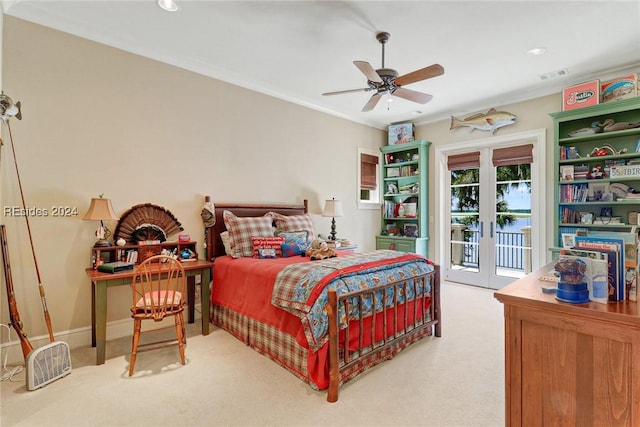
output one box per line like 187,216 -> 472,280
114,203 -> 183,244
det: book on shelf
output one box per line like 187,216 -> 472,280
559,184 -> 588,202
126,250 -> 138,264
560,207 -> 578,224
400,165 -> 415,176
573,165 -> 589,180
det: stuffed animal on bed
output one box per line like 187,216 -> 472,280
306,238 -> 337,261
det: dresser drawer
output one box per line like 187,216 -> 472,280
376,236 -> 416,253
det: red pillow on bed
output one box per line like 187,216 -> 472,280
251,236 -> 285,258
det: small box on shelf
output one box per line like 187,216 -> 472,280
601,73 -> 638,103
388,122 -> 414,145
562,80 -> 600,111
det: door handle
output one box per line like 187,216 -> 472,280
480,221 -> 483,238
490,221 -> 494,238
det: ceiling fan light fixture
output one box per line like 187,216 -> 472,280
157,0 -> 179,12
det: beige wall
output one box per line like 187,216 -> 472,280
0,16 -> 576,361
0,17 -> 384,347
415,94 -> 562,263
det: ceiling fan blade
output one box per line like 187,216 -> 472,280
354,60 -> 383,83
393,87 -> 433,104
322,87 -> 372,96
394,63 -> 444,87
362,92 -> 383,112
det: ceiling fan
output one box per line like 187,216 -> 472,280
322,31 -> 444,112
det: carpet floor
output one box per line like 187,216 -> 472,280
1,281 -> 505,427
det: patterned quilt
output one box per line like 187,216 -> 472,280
271,250 -> 434,351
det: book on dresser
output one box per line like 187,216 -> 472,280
574,235 -> 625,301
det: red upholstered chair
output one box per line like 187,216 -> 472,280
129,255 -> 186,376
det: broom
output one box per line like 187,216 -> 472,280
3,112 -> 72,390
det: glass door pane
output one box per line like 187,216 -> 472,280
450,168 -> 480,275
493,164 -> 532,283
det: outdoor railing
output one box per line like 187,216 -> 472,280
458,229 -> 528,270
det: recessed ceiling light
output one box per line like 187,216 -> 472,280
157,0 -> 179,12
527,47 -> 547,56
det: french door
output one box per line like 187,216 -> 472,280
441,130 -> 545,289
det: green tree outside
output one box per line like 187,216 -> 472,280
451,164 -> 531,228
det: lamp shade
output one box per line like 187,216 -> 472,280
83,197 -> 119,221
322,198 -> 344,217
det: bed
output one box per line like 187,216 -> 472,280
205,200 -> 441,402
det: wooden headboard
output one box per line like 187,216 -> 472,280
204,199 -> 308,262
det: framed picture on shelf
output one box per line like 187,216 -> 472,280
587,182 -> 610,201
561,233 -> 576,249
579,212 -> 594,224
403,223 -> 418,237
600,207 -> 613,218
560,165 -> 574,182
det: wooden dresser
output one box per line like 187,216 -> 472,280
494,264 -> 640,426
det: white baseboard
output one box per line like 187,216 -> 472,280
0,307 -> 202,366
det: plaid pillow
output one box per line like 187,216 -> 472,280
223,211 -> 274,258
270,213 -> 315,242
220,231 -> 232,255
251,236 -> 285,258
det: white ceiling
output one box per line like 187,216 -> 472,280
3,0 -> 640,129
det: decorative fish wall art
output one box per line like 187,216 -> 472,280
450,108 -> 517,134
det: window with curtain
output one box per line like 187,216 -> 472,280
492,144 -> 534,166
447,151 -> 480,171
360,153 -> 379,190
357,148 -> 382,209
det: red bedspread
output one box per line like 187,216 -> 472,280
211,254 -> 434,389
211,256 -> 307,340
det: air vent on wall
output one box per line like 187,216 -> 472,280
538,68 -> 569,80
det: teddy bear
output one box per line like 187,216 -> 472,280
305,238 -> 337,261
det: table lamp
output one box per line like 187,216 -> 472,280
322,198 -> 344,241
83,195 -> 119,247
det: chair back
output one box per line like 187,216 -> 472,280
131,255 -> 186,321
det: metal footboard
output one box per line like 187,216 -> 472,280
326,264 -> 441,402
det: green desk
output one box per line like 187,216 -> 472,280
85,259 -> 213,365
